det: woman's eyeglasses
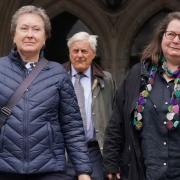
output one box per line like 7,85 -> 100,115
164,31 -> 180,41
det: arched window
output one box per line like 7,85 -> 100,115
130,9 -> 171,67
44,12 -> 92,63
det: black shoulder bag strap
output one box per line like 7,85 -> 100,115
0,58 -> 48,128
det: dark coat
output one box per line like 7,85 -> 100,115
103,63 -> 147,180
0,49 -> 92,175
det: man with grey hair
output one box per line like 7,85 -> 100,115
63,31 -> 115,180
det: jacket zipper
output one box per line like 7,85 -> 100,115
47,122 -> 56,157
0,125 -> 5,152
47,122 -> 53,148
23,70 -> 29,173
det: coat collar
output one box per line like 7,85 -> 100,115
63,61 -> 105,89
63,61 -> 105,79
8,48 -> 49,71
8,48 -> 26,69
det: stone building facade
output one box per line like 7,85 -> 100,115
0,0 -> 180,83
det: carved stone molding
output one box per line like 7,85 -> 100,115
97,0 -> 128,13
0,0 -> 180,83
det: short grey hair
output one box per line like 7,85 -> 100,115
10,5 -> 51,39
67,32 -> 98,52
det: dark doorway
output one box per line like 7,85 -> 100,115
44,12 -> 92,64
130,9 -> 171,67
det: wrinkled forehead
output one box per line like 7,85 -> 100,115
70,40 -> 93,50
16,13 -> 44,25
166,19 -> 180,31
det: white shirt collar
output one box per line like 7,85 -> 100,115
25,62 -> 37,69
71,65 -> 91,78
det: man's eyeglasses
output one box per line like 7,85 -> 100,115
164,31 -> 180,41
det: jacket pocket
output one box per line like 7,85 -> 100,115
47,122 -> 54,152
0,125 -> 5,152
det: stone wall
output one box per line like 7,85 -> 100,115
0,0 -> 180,83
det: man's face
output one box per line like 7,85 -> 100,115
69,40 -> 96,72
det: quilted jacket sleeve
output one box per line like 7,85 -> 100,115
58,74 -> 92,175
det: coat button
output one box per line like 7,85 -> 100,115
163,162 -> 167,166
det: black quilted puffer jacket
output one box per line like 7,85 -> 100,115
0,49 -> 92,175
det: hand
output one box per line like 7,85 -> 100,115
78,174 -> 91,180
107,173 -> 121,180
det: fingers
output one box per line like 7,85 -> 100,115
107,174 -> 113,180
107,173 -> 121,180
116,173 -> 121,179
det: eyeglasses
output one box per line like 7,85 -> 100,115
164,31 -> 180,41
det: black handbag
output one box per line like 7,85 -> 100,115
0,58 -> 48,128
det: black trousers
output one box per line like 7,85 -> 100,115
0,172 -> 67,180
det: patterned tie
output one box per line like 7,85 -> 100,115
74,73 -> 87,133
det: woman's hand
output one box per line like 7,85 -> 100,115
78,174 -> 91,180
107,173 -> 121,180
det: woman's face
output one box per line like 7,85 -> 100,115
13,13 -> 46,59
161,19 -> 180,66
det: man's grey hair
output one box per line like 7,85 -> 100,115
67,32 -> 98,52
